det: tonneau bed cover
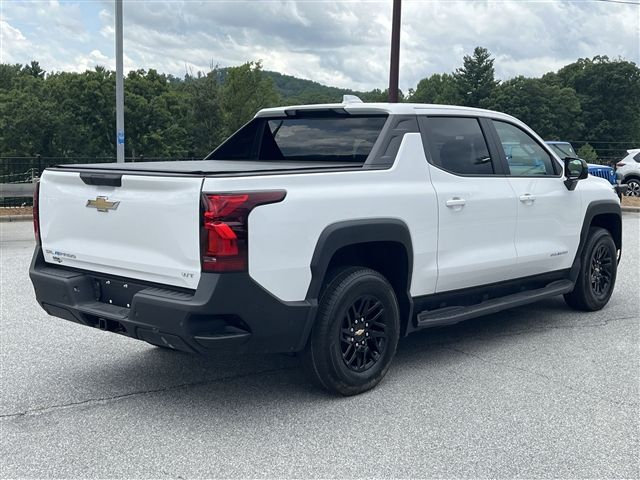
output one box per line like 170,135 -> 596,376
54,160 -> 363,176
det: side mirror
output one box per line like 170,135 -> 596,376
564,157 -> 588,191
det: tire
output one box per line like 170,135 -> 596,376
625,178 -> 640,197
303,267 -> 400,396
564,227 -> 617,311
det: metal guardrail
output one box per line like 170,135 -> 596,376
0,182 -> 36,198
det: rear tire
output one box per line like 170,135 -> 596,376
564,227 -> 617,311
303,267 -> 400,396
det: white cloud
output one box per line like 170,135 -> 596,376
1,0 -> 639,89
0,19 -> 30,63
69,49 -> 110,72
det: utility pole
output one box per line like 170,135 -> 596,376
115,0 -> 125,162
388,0 -> 401,103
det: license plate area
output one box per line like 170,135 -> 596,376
95,277 -> 144,308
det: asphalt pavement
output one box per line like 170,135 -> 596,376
1,216 -> 639,478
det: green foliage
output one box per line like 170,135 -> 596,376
0,50 -> 638,167
576,143 -> 598,163
407,73 -> 461,105
453,47 -> 499,108
183,70 -> 224,157
221,61 -> 280,136
552,56 -> 640,158
262,71 -> 349,104
486,76 -> 583,139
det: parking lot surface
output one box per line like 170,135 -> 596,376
1,216 -> 639,478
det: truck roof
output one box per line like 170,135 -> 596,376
255,100 -> 523,125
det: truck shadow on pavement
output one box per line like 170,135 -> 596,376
71,295 -> 604,405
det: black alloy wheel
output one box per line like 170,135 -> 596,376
340,295 -> 388,372
589,243 -> 613,299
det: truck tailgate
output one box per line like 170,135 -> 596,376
39,170 -> 203,289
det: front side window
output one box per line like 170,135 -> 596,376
548,142 -> 576,159
424,117 -> 494,175
208,115 -> 388,163
493,121 -> 557,176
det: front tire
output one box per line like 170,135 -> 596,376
304,267 -> 400,396
564,227 -> 617,311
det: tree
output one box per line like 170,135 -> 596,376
576,143 -> 598,163
22,61 -> 45,79
0,63 -> 24,90
487,76 -> 583,140
453,47 -> 499,108
220,61 -> 280,136
45,68 -> 116,157
549,56 -> 640,159
1,53 -> 638,173
183,69 -> 224,157
408,73 -> 461,105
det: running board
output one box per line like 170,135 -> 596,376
416,279 -> 574,329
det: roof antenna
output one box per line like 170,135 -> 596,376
342,95 -> 363,104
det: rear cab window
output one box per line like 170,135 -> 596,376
207,114 -> 388,164
421,117 -> 496,175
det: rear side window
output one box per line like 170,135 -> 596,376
424,117 -> 494,175
209,115 -> 388,163
634,152 -> 640,162
493,121 -> 557,176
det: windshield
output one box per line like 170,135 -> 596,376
208,114 -> 388,163
548,143 -> 576,158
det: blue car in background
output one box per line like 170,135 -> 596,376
545,141 -> 617,185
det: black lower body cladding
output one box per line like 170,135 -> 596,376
29,247 -> 315,354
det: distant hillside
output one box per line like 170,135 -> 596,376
262,71 -> 354,103
216,67 -> 387,103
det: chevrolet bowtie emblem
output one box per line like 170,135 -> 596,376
86,196 -> 120,212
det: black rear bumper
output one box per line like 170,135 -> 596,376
29,247 -> 316,354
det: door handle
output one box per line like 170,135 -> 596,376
446,197 -> 466,208
519,194 -> 536,203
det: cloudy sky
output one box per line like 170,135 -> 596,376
1,0 -> 638,91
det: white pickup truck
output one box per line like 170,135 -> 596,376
30,98 -> 622,395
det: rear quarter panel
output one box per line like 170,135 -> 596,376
201,133 -> 438,302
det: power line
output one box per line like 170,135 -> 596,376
593,0 -> 640,5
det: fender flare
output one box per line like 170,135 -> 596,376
570,200 -> 622,281
305,218 -> 414,301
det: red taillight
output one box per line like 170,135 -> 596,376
616,162 -> 626,168
33,180 -> 41,245
201,191 -> 286,272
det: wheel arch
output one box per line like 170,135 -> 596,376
570,200 -> 622,281
306,219 -> 414,336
